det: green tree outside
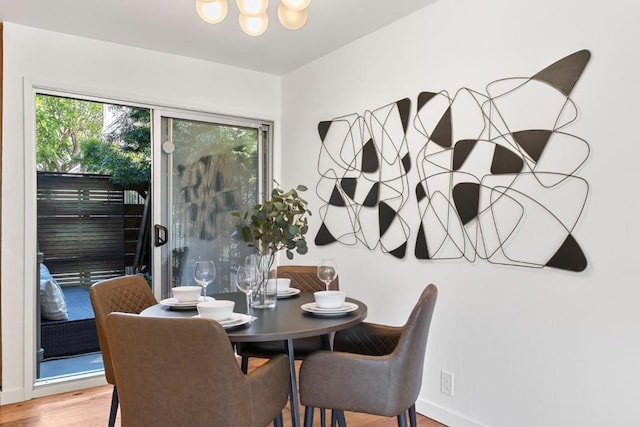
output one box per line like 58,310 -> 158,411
36,94 -> 152,189
81,105 -> 152,188
36,95 -> 103,172
36,94 -> 259,199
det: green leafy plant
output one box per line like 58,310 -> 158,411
232,185 -> 311,268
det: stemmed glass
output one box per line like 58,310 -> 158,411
317,259 -> 338,291
235,264 -> 259,317
194,260 -> 216,300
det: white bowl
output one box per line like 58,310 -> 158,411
269,278 -> 292,292
313,290 -> 346,309
171,286 -> 202,303
197,300 -> 235,321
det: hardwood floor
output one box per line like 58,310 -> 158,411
0,360 -> 447,426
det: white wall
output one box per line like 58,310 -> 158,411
281,0 -> 640,426
4,0 -> 640,424
1,23 -> 281,403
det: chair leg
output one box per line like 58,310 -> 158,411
241,355 -> 249,374
303,406 -> 314,427
320,408 -> 326,427
108,386 -> 119,427
397,411 -> 408,427
336,410 -> 346,427
408,404 -> 417,427
273,412 -> 284,427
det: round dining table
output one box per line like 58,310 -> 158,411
141,291 -> 368,427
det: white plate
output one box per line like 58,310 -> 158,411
194,312 -> 251,328
159,296 -> 215,309
301,302 -> 359,315
302,302 -> 358,312
277,288 -> 301,298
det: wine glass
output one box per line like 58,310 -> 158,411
236,265 -> 259,317
194,260 -> 216,300
317,259 -> 338,291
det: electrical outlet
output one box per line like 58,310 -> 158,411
441,370 -> 454,396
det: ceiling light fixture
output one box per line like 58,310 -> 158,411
280,0 -> 311,10
195,0 -> 311,36
277,2 -> 308,30
196,0 -> 229,24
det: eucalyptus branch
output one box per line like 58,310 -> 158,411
231,184 -> 311,262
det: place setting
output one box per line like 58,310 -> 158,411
190,262 -> 268,329
274,278 -> 301,299
193,299 -> 253,329
160,286 -> 215,310
301,291 -> 359,316
161,259 -> 219,310
301,259 -> 358,316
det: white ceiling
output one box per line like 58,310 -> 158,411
0,0 -> 436,75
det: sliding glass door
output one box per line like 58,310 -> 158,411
152,110 -> 272,299
34,92 -> 151,381
28,89 -> 272,393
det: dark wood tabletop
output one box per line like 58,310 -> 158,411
140,291 -> 368,342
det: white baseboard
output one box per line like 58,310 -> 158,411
416,397 -> 488,427
33,375 -> 107,399
0,387 -> 27,405
1,375 -> 107,405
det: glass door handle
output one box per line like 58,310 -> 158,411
154,224 -> 168,247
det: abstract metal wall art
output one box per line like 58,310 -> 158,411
315,99 -> 413,258
315,50 -> 590,272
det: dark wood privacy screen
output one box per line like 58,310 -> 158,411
37,172 -> 126,288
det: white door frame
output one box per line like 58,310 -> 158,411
16,79 -> 274,402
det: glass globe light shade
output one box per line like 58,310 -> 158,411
196,0 -> 229,24
280,0 -> 311,11
239,12 -> 269,36
236,0 -> 269,16
277,3 -> 308,30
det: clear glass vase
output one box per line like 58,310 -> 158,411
252,254 -> 277,309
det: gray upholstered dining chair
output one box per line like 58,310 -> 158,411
237,265 -> 340,372
105,312 -> 291,427
298,284 -> 438,427
89,275 -> 158,427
